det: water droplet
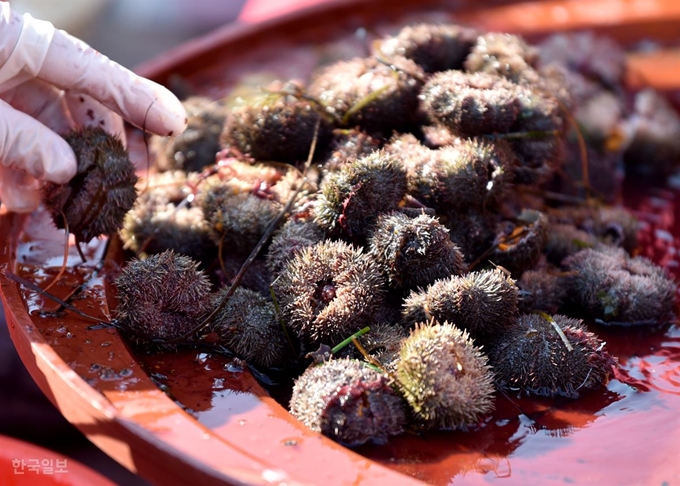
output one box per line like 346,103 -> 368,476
100,368 -> 120,381
89,363 -> 102,373
119,368 -> 133,378
225,362 -> 244,373
239,419 -> 247,426
100,341 -> 112,347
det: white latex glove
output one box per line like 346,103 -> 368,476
0,3 -> 187,213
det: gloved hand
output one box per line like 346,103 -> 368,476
0,4 -> 187,213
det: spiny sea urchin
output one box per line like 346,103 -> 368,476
221,88 -> 332,165
308,56 -> 424,135
289,358 -> 407,447
198,175 -> 283,255
266,216 -> 325,276
491,210 -> 548,276
208,287 -> 293,368
489,313 -> 615,398
401,137 -> 514,214
395,321 -> 495,430
273,240 -> 385,346
114,250 -> 212,348
402,268 -> 519,341
43,126 -> 138,245
368,211 -> 466,290
153,96 -> 227,173
120,170 -> 215,264
420,71 -> 522,136
314,150 -> 407,239
464,32 -> 539,84
562,246 -> 677,323
376,23 -> 478,73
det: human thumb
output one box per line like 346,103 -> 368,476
0,98 -> 76,184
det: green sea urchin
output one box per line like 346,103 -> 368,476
395,321 -> 495,429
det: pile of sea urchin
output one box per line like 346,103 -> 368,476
110,22 -> 679,447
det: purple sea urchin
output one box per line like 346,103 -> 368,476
289,359 -> 407,447
489,313 -> 615,398
395,321 -> 495,429
114,250 -> 212,348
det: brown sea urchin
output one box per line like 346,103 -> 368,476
43,127 -> 138,245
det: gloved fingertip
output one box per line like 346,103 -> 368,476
43,138 -> 77,184
143,81 -> 187,137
